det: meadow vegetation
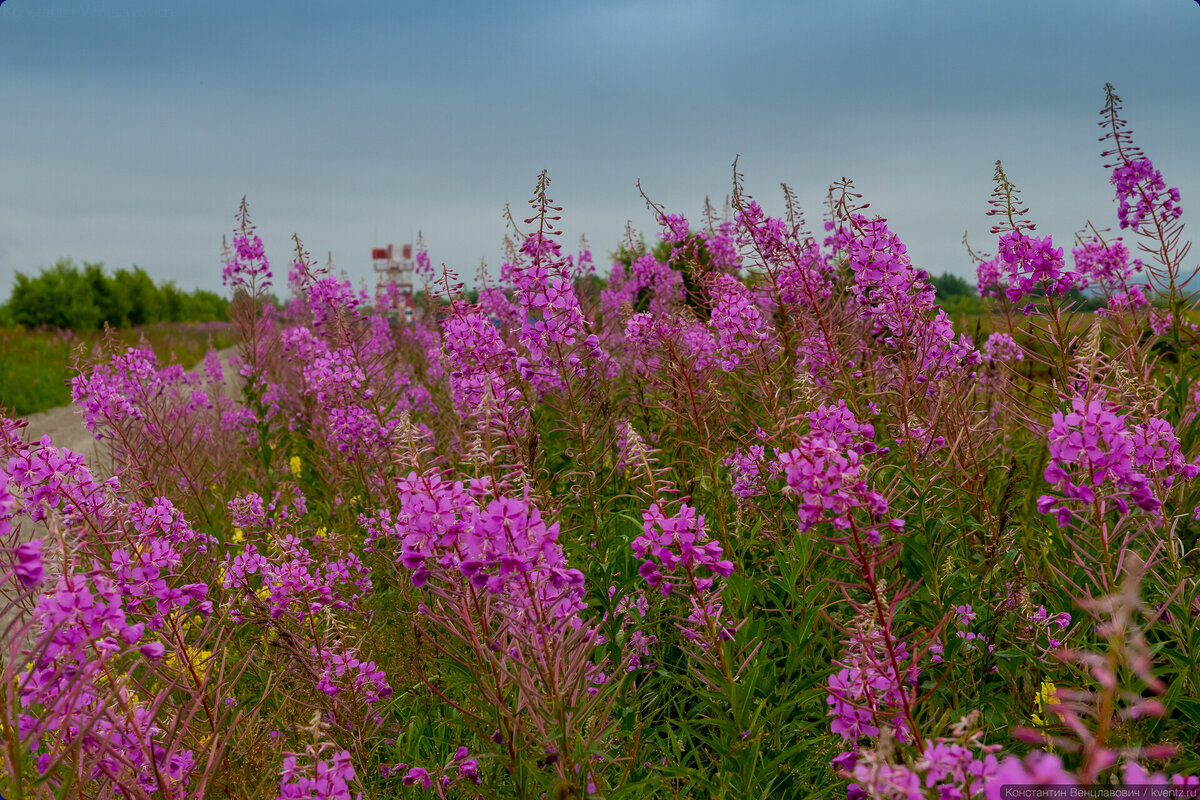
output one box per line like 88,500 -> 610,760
2,84 -> 1199,800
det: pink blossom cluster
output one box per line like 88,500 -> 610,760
19,571 -> 196,788
632,503 -> 733,595
1038,397 -> 1197,525
976,257 -> 1004,298
378,471 -> 586,627
829,215 -> 936,335
827,626 -> 916,747
385,746 -> 481,791
828,214 -> 977,384
624,311 -> 718,379
508,232 -> 607,390
5,435 -> 116,524
2,472 -> 44,583
709,274 -> 774,370
1072,236 -> 1138,289
222,535 -> 371,624
1112,157 -> 1183,232
997,230 -> 1079,304
722,443 -> 767,502
842,736 -> 1001,800
809,400 -> 878,454
312,646 -> 392,706
981,332 -> 1023,364
441,308 -> 524,424
278,747 -> 361,800
600,253 -> 685,319
632,503 -> 736,645
224,233 -> 272,292
778,435 -> 889,536
1024,604 -> 1072,654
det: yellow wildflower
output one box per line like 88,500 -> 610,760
231,528 -> 244,544
164,647 -> 214,679
1032,679 -> 1058,726
315,526 -> 328,540
289,455 -> 302,478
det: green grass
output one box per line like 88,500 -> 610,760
0,321 -> 236,416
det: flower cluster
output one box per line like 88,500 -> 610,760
312,646 -> 392,706
1112,157 -> 1183,232
385,747 -> 481,791
632,503 -> 734,595
778,435 -> 889,535
278,747 -> 361,800
221,535 -> 371,624
827,625 -> 916,748
723,443 -> 767,502
1037,397 -> 1195,524
976,256 -> 1004,298
997,230 -> 1079,303
224,232 -> 273,292
379,472 -> 587,628
842,733 -> 1001,800
981,332 -> 1023,364
709,274 -> 774,370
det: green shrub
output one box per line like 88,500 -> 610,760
0,258 -> 230,330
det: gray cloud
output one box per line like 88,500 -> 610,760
2,0 -> 1197,299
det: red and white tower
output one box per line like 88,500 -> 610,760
372,243 -> 416,321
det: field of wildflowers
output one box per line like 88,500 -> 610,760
3,84 -> 1200,799
0,323 -> 235,417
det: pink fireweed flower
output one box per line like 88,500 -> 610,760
306,274 -> 362,331
14,538 -> 45,587
808,400 -> 877,454
723,444 -> 767,502
278,748 -> 360,800
658,212 -> 691,246
5,435 -> 117,526
16,570 -> 197,790
997,231 -> 1080,305
1131,417 -> 1196,482
631,503 -> 733,595
736,201 -> 830,305
632,503 -> 735,643
441,308 -> 526,427
380,472 -> 587,629
828,214 -> 935,335
1112,157 -> 1182,233
976,256 -> 1004,298
981,332 -> 1023,364
778,435 -> 889,534
828,214 -> 977,383
223,233 -> 272,292
1072,236 -> 1140,292
708,274 -> 775,370
312,646 -> 393,706
222,538 -> 371,624
623,312 -> 717,381
827,626 -> 916,746
508,232 -> 608,390
1038,396 -> 1193,525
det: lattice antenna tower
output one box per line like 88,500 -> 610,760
372,241 -> 416,320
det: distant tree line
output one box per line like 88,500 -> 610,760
930,271 -> 1105,313
929,272 -> 988,315
0,259 -> 229,329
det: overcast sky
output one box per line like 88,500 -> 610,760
2,0 -> 1198,299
